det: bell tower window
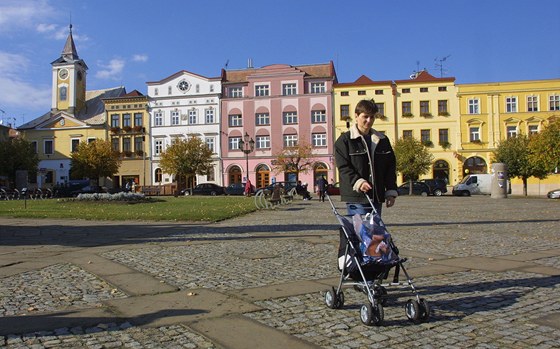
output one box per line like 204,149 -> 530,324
59,86 -> 67,101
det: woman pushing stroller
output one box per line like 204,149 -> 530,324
334,99 -> 398,216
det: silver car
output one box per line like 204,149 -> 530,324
547,188 -> 560,199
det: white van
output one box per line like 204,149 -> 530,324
452,174 -> 492,196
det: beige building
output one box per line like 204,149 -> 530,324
103,90 -> 151,189
457,78 -> 560,195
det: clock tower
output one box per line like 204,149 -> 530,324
51,24 -> 88,115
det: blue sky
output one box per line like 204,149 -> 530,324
1,0 -> 559,127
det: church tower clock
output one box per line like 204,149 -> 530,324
51,24 -> 88,115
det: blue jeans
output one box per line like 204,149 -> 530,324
346,202 -> 382,216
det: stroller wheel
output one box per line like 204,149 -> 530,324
360,302 -> 384,326
405,299 -> 421,323
325,287 -> 344,309
419,298 -> 430,322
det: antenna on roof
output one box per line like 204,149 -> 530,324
435,55 -> 451,77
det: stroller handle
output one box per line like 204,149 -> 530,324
325,192 -> 378,217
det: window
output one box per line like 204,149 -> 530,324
44,140 -> 53,155
110,114 -> 119,128
154,111 -> 163,126
340,91 -> 349,96
154,139 -> 163,155
420,101 -> 430,115
420,87 -> 428,93
506,97 -> 517,113
205,137 -> 215,153
255,84 -> 269,97
470,127 -> 480,142
134,113 -> 143,127
134,136 -> 143,152
168,86 -> 172,95
439,129 -> 449,143
438,86 -> 447,92
256,113 -> 270,125
122,113 -> 131,127
375,90 -> 383,95
171,111 -> 180,125
205,108 -> 214,124
59,86 -> 67,101
402,101 -> 412,115
527,96 -> 539,112
311,110 -> 326,123
312,133 -> 327,147
282,83 -> 297,96
376,103 -> 385,116
528,125 -> 539,135
358,90 -> 366,95
229,114 -> 242,127
111,138 -> 119,152
229,137 -> 241,150
31,141 -> 38,154
468,98 -> 480,114
420,128 -> 430,141
122,137 -> 131,152
154,88 -> 159,96
71,139 -> 79,153
506,126 -> 517,139
438,100 -> 448,115
402,88 -> 410,93
340,105 -> 350,119
549,94 -> 560,111
311,82 -> 325,93
189,109 -> 197,124
283,111 -> 298,124
155,168 -> 162,182
283,134 -> 298,147
402,130 -> 413,139
229,87 -> 243,98
256,135 -> 270,149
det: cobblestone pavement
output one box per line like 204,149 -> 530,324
1,195 -> 560,348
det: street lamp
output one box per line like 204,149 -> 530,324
239,132 -> 255,183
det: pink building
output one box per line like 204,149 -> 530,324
221,62 -> 337,191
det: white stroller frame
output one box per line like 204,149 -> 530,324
324,193 -> 430,326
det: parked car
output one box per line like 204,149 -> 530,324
181,183 -> 225,196
547,188 -> 560,199
397,181 -> 431,196
326,182 -> 340,195
419,178 -> 448,196
225,183 -> 254,195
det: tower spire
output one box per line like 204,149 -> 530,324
61,24 -> 79,61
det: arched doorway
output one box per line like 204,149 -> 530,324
313,162 -> 329,190
256,164 -> 271,189
433,160 -> 450,183
228,165 -> 242,185
463,156 -> 487,176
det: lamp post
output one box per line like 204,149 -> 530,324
239,132 -> 255,183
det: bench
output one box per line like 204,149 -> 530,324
254,186 -> 293,209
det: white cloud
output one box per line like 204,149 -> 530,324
132,54 -> 148,62
36,23 -> 56,33
96,58 -> 125,80
0,0 -> 55,34
0,51 -> 50,110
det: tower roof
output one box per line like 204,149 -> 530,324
61,24 -> 79,60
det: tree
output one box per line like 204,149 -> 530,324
159,137 -> 213,187
271,141 -> 316,181
0,138 -> 39,186
529,118 -> 560,174
70,140 -> 122,185
394,137 -> 433,195
493,134 -> 548,196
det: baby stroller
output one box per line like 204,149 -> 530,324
324,193 -> 430,326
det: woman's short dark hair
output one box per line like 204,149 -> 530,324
355,99 -> 378,116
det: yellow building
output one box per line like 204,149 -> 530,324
103,90 -> 151,189
333,71 -> 461,186
457,78 -> 560,195
18,25 -> 125,188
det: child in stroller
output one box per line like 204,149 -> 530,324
324,193 -> 430,326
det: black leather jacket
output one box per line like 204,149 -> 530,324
334,124 -> 398,204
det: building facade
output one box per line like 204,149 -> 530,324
220,62 -> 337,190
103,90 -> 151,189
457,78 -> 560,195
146,70 -> 222,189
